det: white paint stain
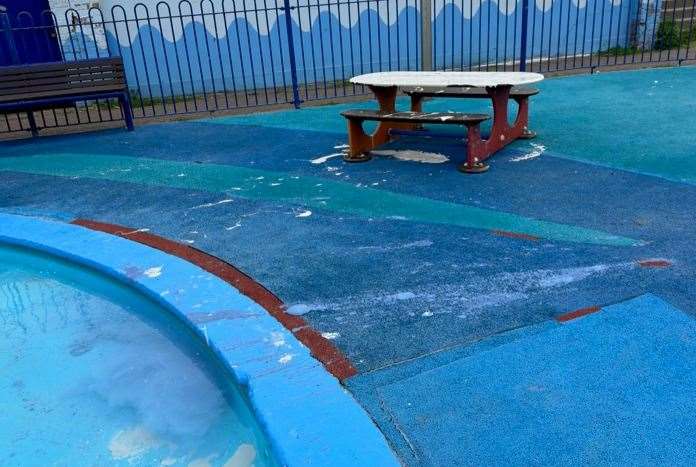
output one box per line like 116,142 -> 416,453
123,228 -> 150,235
278,353 -> 293,364
144,266 -> 163,278
311,153 -> 344,164
108,426 -> 160,460
385,291 -> 417,301
358,239 -> 433,252
510,143 -> 546,162
191,199 -> 234,209
286,304 -> 310,315
372,149 -> 449,163
270,332 -> 286,347
222,444 -> 256,467
188,455 -> 216,467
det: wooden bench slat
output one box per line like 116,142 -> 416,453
0,66 -> 124,82
0,73 -> 125,92
341,109 -> 489,125
0,58 -> 123,76
402,86 -> 539,98
0,84 -> 128,103
0,77 -> 125,94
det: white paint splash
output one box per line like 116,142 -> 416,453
285,303 -> 326,315
108,426 -> 160,461
306,261 -> 636,325
510,143 -> 546,162
311,153 -> 344,164
321,332 -> 340,340
385,291 -> 417,301
270,332 -> 286,347
123,228 -> 150,235
188,455 -> 216,467
278,353 -> 294,364
191,199 -> 234,209
372,149 -> 450,164
358,239 -> 433,252
143,266 -> 163,278
295,209 -> 313,218
537,264 -> 609,288
223,444 -> 256,467
286,304 -> 311,315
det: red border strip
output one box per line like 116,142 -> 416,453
637,259 -> 672,268
491,229 -> 540,242
71,219 -> 357,381
555,305 -> 602,323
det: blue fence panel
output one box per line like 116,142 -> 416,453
1,0 -> 694,134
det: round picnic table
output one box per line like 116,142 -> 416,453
348,71 -> 545,172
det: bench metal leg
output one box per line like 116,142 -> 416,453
27,111 -> 39,137
410,95 -> 424,112
119,93 -> 134,131
345,85 -> 400,162
460,123 -> 489,173
514,96 -> 536,139
345,118 -> 373,162
459,85 -> 534,171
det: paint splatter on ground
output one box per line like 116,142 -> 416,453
3,66 -> 696,466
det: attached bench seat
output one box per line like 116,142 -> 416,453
402,85 -> 539,99
0,57 -> 134,136
340,109 -> 490,171
341,109 -> 489,125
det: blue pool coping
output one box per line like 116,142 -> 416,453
0,212 -> 398,466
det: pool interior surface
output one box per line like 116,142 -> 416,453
0,244 -> 275,467
3,65 -> 696,465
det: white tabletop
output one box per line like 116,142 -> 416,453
349,71 -> 544,88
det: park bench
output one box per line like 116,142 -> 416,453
341,109 -> 490,170
0,57 -> 134,136
403,85 -> 538,106
344,72 -> 544,172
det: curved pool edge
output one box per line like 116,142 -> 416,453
0,213 -> 399,467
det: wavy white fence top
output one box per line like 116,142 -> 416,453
55,0 -> 623,47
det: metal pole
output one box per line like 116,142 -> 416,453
519,0 -> 529,71
420,0 -> 432,70
282,0 -> 303,108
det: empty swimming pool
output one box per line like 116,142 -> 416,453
0,244 -> 276,466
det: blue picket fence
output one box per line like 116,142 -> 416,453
1,0 -> 693,134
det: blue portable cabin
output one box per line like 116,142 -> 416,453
0,0 -> 62,66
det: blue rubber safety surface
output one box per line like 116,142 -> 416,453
355,294 -> 696,466
2,65 -> 696,465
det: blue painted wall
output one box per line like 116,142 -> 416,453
39,0 -> 648,98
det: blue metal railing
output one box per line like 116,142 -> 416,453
1,0 -> 694,134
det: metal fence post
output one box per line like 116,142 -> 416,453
519,0 -> 529,71
282,0 -> 303,109
420,0 -> 432,70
